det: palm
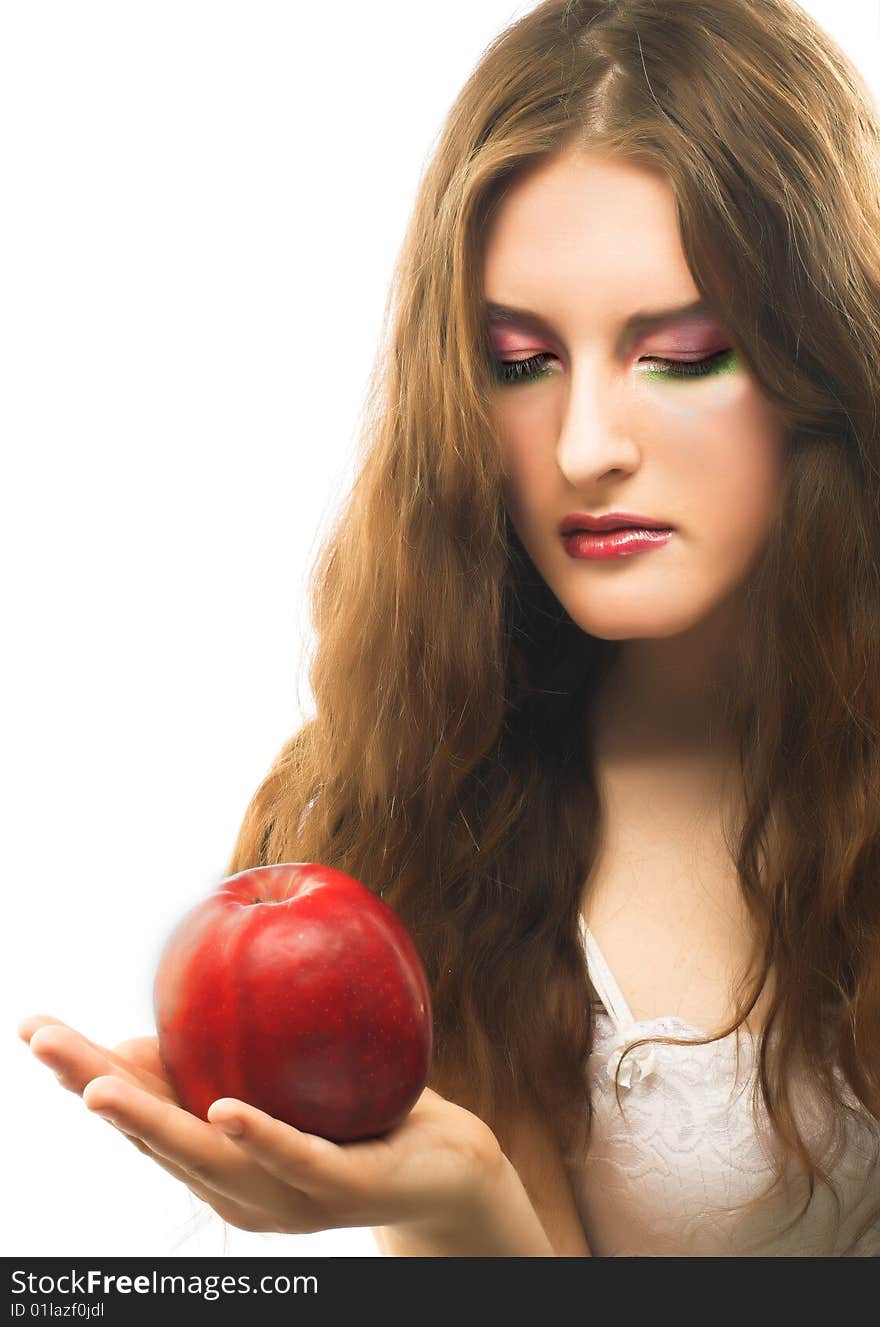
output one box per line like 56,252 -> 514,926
19,1012 -> 502,1234
20,1015 -> 492,1159
337,1085 -> 498,1201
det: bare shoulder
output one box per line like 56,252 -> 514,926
496,1101 -> 592,1257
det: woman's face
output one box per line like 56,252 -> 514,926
482,149 -> 789,642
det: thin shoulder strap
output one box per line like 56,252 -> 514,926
578,914 -> 635,1031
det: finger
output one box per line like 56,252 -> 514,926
111,1037 -> 166,1079
94,1114 -> 267,1232
82,1076 -> 283,1209
21,1017 -> 159,1078
108,1037 -> 173,1097
116,1126 -> 234,1210
28,1026 -> 174,1102
205,1098 -> 356,1199
17,1014 -> 65,1044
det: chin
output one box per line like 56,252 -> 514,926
563,597 -> 722,641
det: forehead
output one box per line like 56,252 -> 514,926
481,150 -> 703,320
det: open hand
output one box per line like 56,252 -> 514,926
18,1013 -> 502,1237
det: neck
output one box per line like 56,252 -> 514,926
588,588 -> 746,766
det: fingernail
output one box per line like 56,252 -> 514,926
90,1106 -> 119,1124
214,1117 -> 243,1136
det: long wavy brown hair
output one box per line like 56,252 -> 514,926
224,0 -> 880,1248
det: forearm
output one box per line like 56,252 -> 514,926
373,1153 -> 556,1257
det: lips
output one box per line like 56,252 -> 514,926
559,512 -> 672,535
562,526 -> 675,560
568,523 -> 642,532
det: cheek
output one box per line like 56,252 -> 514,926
500,463 -> 538,548
496,413 -> 552,528
670,388 -> 786,566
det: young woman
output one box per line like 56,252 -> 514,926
20,0 -> 880,1255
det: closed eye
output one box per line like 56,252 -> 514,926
491,347 -> 736,385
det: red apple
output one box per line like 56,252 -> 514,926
153,862 -> 433,1142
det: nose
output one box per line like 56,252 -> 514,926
555,359 -> 641,486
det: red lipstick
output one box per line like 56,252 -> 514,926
559,511 -> 675,561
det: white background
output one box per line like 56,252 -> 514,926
3,1 -> 879,1259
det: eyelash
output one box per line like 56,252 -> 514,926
491,347 -> 736,385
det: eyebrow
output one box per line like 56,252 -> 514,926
483,298 -> 712,336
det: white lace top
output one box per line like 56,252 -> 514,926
565,916 -> 880,1256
